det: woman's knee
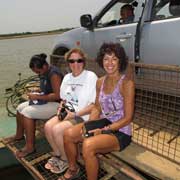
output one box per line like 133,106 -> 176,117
53,121 -> 72,136
16,111 -> 23,121
52,125 -> 63,137
44,121 -> 50,132
16,101 -> 28,113
64,127 -> 74,139
82,139 -> 96,158
44,119 -> 55,134
64,124 -> 83,143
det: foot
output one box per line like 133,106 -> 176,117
15,148 -> 36,158
50,159 -> 68,174
3,135 -> 25,143
44,156 -> 60,170
58,166 -> 80,180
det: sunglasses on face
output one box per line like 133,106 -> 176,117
67,59 -> 84,64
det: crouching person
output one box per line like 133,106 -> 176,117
60,42 -> 135,180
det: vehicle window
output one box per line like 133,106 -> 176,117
151,0 -> 180,21
98,3 -> 120,27
96,1 -> 141,28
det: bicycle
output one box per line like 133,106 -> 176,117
5,73 -> 40,116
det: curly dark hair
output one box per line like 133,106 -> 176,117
96,42 -> 128,72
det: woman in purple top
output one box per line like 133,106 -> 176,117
58,42 -> 135,180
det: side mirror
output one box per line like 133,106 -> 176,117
80,14 -> 93,28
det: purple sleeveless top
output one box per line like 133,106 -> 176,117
99,75 -> 131,136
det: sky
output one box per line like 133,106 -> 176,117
0,0 -> 110,35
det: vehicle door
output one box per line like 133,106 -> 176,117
140,0 -> 180,65
81,0 -> 145,61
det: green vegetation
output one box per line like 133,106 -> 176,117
0,28 -> 74,39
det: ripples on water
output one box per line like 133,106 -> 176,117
0,34 -> 58,106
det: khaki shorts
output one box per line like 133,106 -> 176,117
17,101 -> 59,120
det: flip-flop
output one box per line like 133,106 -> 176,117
58,167 -> 81,180
50,159 -> 68,174
44,156 -> 60,170
15,148 -> 36,158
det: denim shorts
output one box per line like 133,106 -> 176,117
113,131 -> 131,151
101,129 -> 131,151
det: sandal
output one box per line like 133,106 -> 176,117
44,156 -> 60,170
15,148 -> 36,158
58,167 -> 81,180
50,159 -> 68,174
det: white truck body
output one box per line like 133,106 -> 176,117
52,0 -> 180,66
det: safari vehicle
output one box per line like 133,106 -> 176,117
52,0 -> 180,66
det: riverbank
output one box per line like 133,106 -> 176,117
0,31 -> 61,40
0,28 -> 73,40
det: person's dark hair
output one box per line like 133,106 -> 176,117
121,4 -> 134,13
29,53 -> 48,69
96,42 -> 128,72
169,0 -> 180,16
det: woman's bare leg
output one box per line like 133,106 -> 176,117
23,116 -> 35,151
52,120 -> 73,160
44,116 -> 60,156
15,111 -> 25,138
62,123 -> 83,179
16,116 -> 36,158
82,134 -> 120,180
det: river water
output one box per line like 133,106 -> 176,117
0,34 -> 59,106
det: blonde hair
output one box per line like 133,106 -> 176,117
65,48 -> 87,68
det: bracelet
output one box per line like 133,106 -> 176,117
101,129 -> 113,134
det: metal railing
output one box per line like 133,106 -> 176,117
132,63 -> 180,164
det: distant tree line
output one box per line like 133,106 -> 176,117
0,28 -> 74,38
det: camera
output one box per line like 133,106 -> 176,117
58,102 -> 75,120
59,105 -> 67,120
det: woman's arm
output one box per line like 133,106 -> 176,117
74,103 -> 94,117
30,74 -> 62,102
108,79 -> 135,131
64,103 -> 95,120
89,78 -> 103,120
48,73 -> 62,101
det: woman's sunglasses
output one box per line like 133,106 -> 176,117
67,59 -> 84,64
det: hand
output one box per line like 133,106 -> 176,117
56,106 -> 61,117
56,101 -> 64,116
88,128 -> 102,136
63,110 -> 75,121
27,92 -> 40,100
